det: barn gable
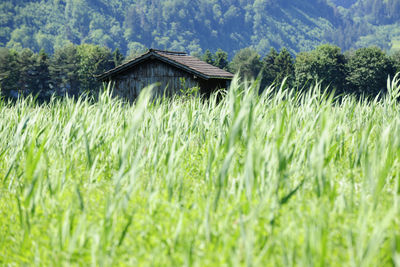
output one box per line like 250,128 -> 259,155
97,49 -> 234,100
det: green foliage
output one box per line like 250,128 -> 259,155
391,50 -> 400,74
18,48 -> 52,97
0,0 -> 352,56
126,42 -> 147,60
295,44 -> 346,93
327,20 -> 372,51
261,47 -> 295,89
76,44 -> 114,91
346,46 -> 394,96
261,48 -> 279,87
49,44 -> 81,95
352,0 -> 400,25
112,48 -> 124,67
0,43 -> 114,98
214,49 -> 229,70
328,0 -> 400,52
0,47 -> 51,99
35,49 -> 52,96
0,47 -> 19,96
2,42 -> 398,99
48,43 -> 114,96
2,0 -> 400,56
330,0 -> 357,8
229,47 -> 262,79
1,78 -> 400,265
201,48 -> 229,70
179,77 -> 200,98
202,49 -> 214,65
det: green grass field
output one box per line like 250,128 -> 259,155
1,77 -> 400,266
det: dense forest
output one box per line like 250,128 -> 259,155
1,0 -> 400,57
1,44 -> 400,100
328,0 -> 400,50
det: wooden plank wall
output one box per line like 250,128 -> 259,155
111,59 -> 200,101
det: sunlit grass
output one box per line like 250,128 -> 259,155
1,76 -> 400,266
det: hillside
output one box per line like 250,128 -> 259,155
328,0 -> 357,8
328,0 -> 400,51
0,0 -> 399,56
351,0 -> 400,50
0,0 -> 344,56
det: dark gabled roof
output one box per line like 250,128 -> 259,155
97,49 -> 234,81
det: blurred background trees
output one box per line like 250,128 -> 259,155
229,48 -> 262,79
2,0 -> 400,57
0,43 -> 117,100
1,42 -> 400,100
345,47 -> 394,96
295,44 -> 347,93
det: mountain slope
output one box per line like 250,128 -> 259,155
329,0 -> 400,51
1,0 -> 400,56
0,0 -> 344,55
328,0 -> 357,8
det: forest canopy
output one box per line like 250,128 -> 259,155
1,0 -> 400,56
1,43 -> 400,101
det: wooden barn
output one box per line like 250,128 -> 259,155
97,49 -> 234,100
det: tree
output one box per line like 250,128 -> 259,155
202,49 -> 214,65
346,46 -> 394,96
0,48 -> 52,100
112,48 -> 124,67
126,42 -> 147,60
17,48 -> 38,96
49,44 -> 80,96
76,44 -> 114,92
261,47 -> 279,88
201,49 -> 229,70
0,47 -> 19,98
35,32 -> 54,54
34,49 -> 52,100
214,49 -> 229,70
7,26 -> 38,51
295,44 -> 346,93
261,47 -> 294,90
229,47 -> 262,79
391,50 -> 400,75
14,48 -> 52,99
274,48 -> 295,87
50,44 -> 114,96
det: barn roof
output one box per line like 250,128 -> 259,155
97,49 -> 234,81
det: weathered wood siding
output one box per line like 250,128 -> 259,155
111,58 -> 199,100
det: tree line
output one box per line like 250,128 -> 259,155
1,43 -> 400,100
0,44 -> 124,100
229,44 -> 400,97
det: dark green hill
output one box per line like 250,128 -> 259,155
328,0 -> 357,8
329,0 -> 400,51
0,0 -> 344,56
0,0 -> 399,56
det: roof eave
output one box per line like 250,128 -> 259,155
207,76 -> 234,80
96,52 -> 153,81
97,51 -> 234,81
